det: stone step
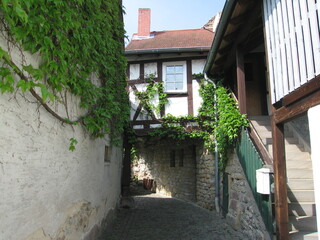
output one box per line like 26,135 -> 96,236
288,190 -> 315,203
287,169 -> 314,179
249,116 -> 271,123
266,144 -> 306,156
289,216 -> 318,232
287,179 -> 315,190
288,202 -> 317,216
289,231 -> 319,240
251,125 -> 272,134
286,160 -> 313,169
286,152 -> 311,161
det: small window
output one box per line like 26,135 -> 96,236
170,150 -> 175,167
163,61 -> 187,93
104,146 -> 111,163
179,149 -> 184,167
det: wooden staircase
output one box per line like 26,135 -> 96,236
249,116 -> 318,240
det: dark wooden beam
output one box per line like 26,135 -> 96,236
215,55 -> 228,66
127,56 -> 208,65
167,93 -> 188,98
238,0 -> 255,6
224,29 -> 240,42
236,47 -> 247,114
274,89 -> 320,124
222,2 -> 262,70
187,60 -> 193,116
127,78 -> 161,86
271,116 -> 289,240
229,14 -> 248,26
132,119 -> 162,125
157,61 -> 163,82
139,63 -> 144,80
157,61 -> 165,117
282,74 -> 320,106
218,44 -> 233,55
132,103 -> 143,121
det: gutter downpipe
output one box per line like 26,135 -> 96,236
204,73 -> 220,213
203,0 -> 237,213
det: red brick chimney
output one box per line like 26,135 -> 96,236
138,8 -> 150,37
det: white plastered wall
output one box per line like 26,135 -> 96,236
0,38 -> 123,240
192,59 -> 205,116
129,59 -> 206,120
308,104 -> 320,239
165,97 -> 188,116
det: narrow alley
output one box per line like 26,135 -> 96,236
97,186 -> 245,240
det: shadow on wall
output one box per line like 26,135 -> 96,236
131,138 -> 199,202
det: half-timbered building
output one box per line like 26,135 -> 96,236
123,8 -> 220,208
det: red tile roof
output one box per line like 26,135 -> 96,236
125,28 -> 214,51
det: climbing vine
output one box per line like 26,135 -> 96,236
0,0 -> 129,144
135,74 -> 248,171
134,74 -> 168,116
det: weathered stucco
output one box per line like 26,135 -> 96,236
0,39 -> 123,240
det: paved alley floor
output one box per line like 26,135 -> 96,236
97,191 -> 245,240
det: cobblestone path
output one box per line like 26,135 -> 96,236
97,192 -> 245,240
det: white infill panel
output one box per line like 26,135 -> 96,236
263,0 -> 320,104
293,0 -> 307,86
129,64 -> 140,80
276,0 -> 289,96
281,0 -> 294,92
286,0 -> 301,89
271,0 -> 284,101
300,0 -> 316,81
308,0 -> 320,76
263,0 -> 276,104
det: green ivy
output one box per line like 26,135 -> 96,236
0,0 -> 129,144
214,82 -> 248,170
134,74 -> 168,116
138,76 -> 248,171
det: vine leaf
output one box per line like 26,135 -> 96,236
14,5 -> 28,23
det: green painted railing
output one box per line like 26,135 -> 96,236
236,127 -> 274,235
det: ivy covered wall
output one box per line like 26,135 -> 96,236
0,1 -> 128,239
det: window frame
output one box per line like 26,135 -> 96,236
162,61 -> 187,93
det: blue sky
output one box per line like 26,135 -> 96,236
122,0 -> 225,42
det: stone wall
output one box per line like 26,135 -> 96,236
196,147 -> 215,210
133,139 -> 197,202
224,150 -> 271,240
132,138 -> 216,209
0,39 -> 122,240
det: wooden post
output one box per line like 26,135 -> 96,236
236,47 -> 247,114
271,116 -> 289,239
187,60 -> 194,116
122,131 -> 132,197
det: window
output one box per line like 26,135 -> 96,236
178,149 -> 184,167
104,146 -> 111,163
170,150 -> 175,167
163,61 -> 187,93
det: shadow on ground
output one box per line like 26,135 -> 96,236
97,182 -> 245,240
